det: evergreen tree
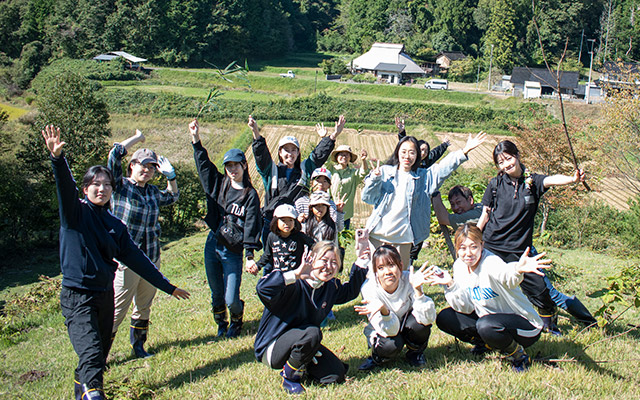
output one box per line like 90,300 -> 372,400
484,0 -> 517,72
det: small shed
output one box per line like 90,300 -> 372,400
523,81 -> 541,99
93,51 -> 148,70
374,63 -> 406,84
510,67 -> 579,97
436,52 -> 467,70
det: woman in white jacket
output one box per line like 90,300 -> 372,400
427,224 -> 552,372
355,245 -> 436,370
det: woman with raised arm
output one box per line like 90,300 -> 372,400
476,140 -> 596,333
248,115 -> 343,242
428,224 -> 550,372
107,129 -> 179,358
254,241 -> 368,394
355,245 -> 436,371
189,119 -> 262,338
42,126 -> 189,400
362,132 -> 486,268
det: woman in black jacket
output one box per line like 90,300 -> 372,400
189,119 -> 262,338
42,125 -> 189,400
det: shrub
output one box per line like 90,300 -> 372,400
158,163 -> 206,236
352,72 -> 376,83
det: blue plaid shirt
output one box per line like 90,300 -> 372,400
108,144 -> 179,263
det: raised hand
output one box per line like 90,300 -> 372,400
297,213 -> 308,224
245,259 -> 258,276
157,156 -> 176,180
171,287 -> 191,300
335,193 -> 348,213
41,125 -> 66,157
372,159 -> 381,176
135,129 -> 146,143
515,247 -> 552,276
462,131 -> 487,156
573,168 -> 586,183
315,122 -> 328,138
333,115 -> 346,138
409,263 -> 431,294
354,299 -> 387,317
395,116 -> 405,132
425,264 -> 453,287
188,118 -> 200,143
360,149 -> 368,161
248,115 -> 260,139
294,247 -> 315,280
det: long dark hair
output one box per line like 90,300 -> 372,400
417,139 -> 430,161
387,136 -> 421,171
305,204 -> 336,241
492,140 -> 520,165
270,216 -> 302,236
222,161 -> 255,198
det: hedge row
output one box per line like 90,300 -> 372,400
100,89 -> 539,132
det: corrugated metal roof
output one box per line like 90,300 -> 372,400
510,67 -> 579,89
374,63 -> 406,72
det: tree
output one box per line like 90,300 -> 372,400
19,71 -> 110,179
483,0 -> 517,72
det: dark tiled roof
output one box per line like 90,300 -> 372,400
438,52 -> 466,61
510,67 -> 579,89
374,63 -> 406,72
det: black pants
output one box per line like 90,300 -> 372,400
269,326 -> 347,384
371,314 -> 431,358
485,247 -> 556,316
436,308 -> 541,351
60,286 -> 114,389
409,241 -> 423,264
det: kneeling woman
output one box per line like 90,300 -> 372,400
254,241 -> 368,394
428,224 -> 551,372
355,245 -> 436,370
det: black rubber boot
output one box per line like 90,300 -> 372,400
213,305 -> 228,338
281,360 -> 306,394
565,297 -> 597,327
358,351 -> 386,371
226,301 -> 244,339
502,341 -> 530,372
540,313 -> 561,336
80,384 -> 104,400
74,373 -> 82,400
130,318 -> 153,358
404,338 -> 428,367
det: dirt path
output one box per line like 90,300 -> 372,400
245,125 -> 635,228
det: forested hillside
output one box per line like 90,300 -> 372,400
1,0 -> 639,82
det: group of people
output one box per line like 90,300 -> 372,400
43,114 -> 594,399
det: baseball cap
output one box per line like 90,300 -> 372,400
278,136 -> 300,149
273,204 -> 298,219
309,191 -> 331,207
131,148 -> 159,166
223,148 -> 246,164
311,167 -> 332,181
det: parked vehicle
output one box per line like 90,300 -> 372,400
280,70 -> 296,78
424,79 -> 448,90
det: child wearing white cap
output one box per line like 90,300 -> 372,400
256,204 -> 315,275
248,115 -> 345,244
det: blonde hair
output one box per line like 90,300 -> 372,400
312,240 -> 341,267
454,223 -> 483,252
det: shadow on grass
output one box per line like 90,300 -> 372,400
0,245 -> 60,294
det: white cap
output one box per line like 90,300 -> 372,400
273,204 -> 298,219
278,136 -> 300,149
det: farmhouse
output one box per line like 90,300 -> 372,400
510,67 -> 579,98
93,51 -> 147,70
351,43 -> 425,84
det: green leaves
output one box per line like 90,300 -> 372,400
195,60 -> 250,118
591,264 -> 640,326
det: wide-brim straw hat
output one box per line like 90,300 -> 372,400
331,144 -> 358,163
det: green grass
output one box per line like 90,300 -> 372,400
0,102 -> 29,120
1,230 -> 639,399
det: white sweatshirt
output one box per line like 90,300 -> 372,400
360,271 -> 436,342
444,249 -> 543,330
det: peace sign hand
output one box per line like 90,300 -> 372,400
294,246 -> 315,280
41,125 -> 66,157
335,192 -> 348,213
395,116 -> 405,132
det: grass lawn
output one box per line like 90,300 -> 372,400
1,231 -> 639,399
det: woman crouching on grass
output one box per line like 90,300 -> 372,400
427,224 -> 551,372
355,245 -> 436,371
42,126 -> 190,400
254,241 -> 369,394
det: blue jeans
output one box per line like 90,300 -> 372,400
204,231 -> 243,315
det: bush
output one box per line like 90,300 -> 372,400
352,72 -> 377,83
158,163 -> 206,236
319,58 -> 349,75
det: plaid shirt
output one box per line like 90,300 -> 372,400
108,144 -> 179,263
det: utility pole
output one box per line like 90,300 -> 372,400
578,29 -> 584,65
487,44 -> 494,91
476,64 -> 481,91
586,39 -> 596,104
